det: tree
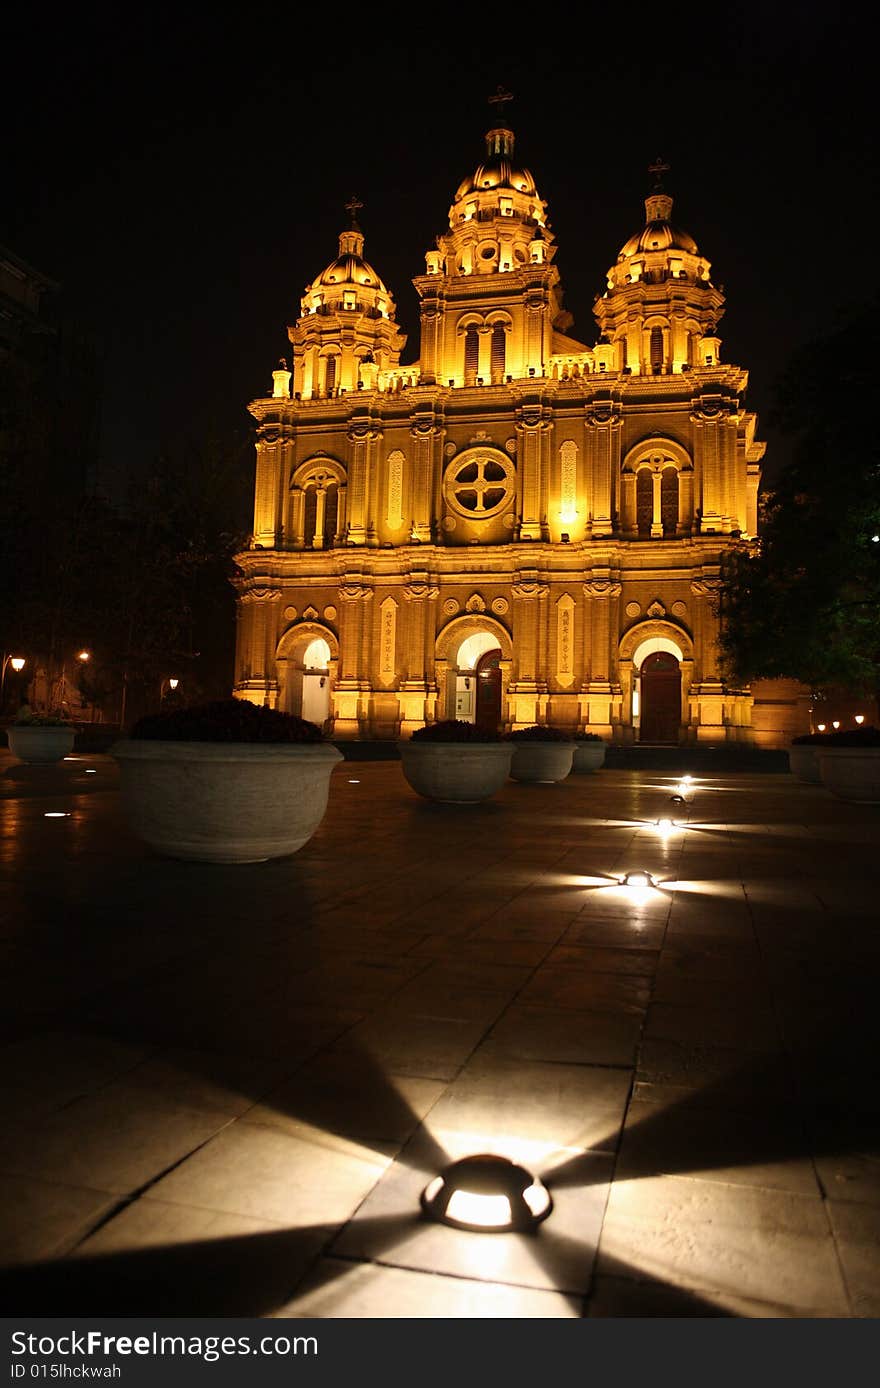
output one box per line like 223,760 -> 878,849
718,296 -> 880,701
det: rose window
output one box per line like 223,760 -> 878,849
444,449 -> 515,520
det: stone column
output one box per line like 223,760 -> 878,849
346,416 -> 380,545
334,578 -> 373,737
582,576 -> 622,733
690,570 -> 726,741
585,402 -> 621,537
651,468 -> 663,537
515,401 -> 551,540
691,398 -> 727,532
509,573 -> 548,725
410,408 -> 444,543
290,487 -> 306,548
399,575 -> 439,734
253,424 -> 291,547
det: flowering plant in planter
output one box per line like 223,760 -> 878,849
504,725 -> 575,783
788,730 -> 832,784
6,709 -> 76,764
399,719 -> 512,803
571,729 -> 607,772
130,700 -> 325,744
113,699 -> 342,863
410,719 -> 503,743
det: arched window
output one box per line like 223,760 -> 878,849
490,325 -> 506,383
650,327 -> 663,374
324,355 -> 337,396
636,469 -> 653,537
661,466 -> 679,535
464,327 -> 479,384
302,482 -> 339,548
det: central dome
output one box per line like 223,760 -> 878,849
454,126 -> 539,201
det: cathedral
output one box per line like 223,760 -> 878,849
232,99 -> 804,745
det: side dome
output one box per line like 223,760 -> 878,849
618,192 -> 698,259
311,237 -> 388,294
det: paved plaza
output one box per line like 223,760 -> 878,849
0,748 -> 878,1318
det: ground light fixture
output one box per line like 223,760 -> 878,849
669,794 -> 686,806
656,817 -> 677,831
421,1155 -> 552,1233
620,870 -> 656,889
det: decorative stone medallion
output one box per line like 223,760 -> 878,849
323,605 -> 337,621
625,601 -> 641,618
491,597 -> 509,616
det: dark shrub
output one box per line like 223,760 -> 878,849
791,732 -> 833,744
573,731 -> 603,741
822,725 -> 880,747
410,719 -> 502,743
505,725 -> 573,742
131,699 -> 325,743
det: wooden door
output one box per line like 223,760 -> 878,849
475,650 -> 502,734
639,651 -> 681,743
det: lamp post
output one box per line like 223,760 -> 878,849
57,650 -> 91,713
160,676 -> 180,707
1,654 -> 26,710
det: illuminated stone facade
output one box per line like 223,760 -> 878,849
234,118 -> 782,743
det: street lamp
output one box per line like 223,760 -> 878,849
1,654 -> 27,707
160,676 -> 180,706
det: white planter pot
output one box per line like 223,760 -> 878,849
788,745 -> 822,784
7,725 -> 76,764
112,739 -> 343,863
398,741 -> 514,803
572,740 -> 606,773
817,747 -> 880,804
509,742 -> 575,784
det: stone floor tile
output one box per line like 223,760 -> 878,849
426,1052 -> 631,1154
598,1174 -> 848,1315
827,1200 -> 880,1317
328,1010 -> 491,1080
644,1002 -> 781,1051
542,943 -> 659,976
0,1175 -> 117,1265
149,1120 -> 395,1225
586,1274 -> 808,1318
279,1257 -> 582,1317
486,1004 -> 642,1066
247,1051 -> 445,1145
0,1084 -> 233,1195
42,1198 -> 327,1316
116,1048 -> 294,1117
518,967 -> 651,1016
561,917 -> 667,950
0,1030 -> 152,1121
616,1098 -> 820,1194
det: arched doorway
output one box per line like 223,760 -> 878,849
475,649 -> 502,733
451,630 -> 503,724
639,650 -> 681,743
276,627 -> 337,729
300,637 -> 331,727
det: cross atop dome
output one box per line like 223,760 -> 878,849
345,194 -> 364,229
648,157 -> 670,191
488,85 -> 514,121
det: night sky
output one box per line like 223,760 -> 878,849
4,6 -> 872,498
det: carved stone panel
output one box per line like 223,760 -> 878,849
556,594 -> 576,688
379,597 -> 397,685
